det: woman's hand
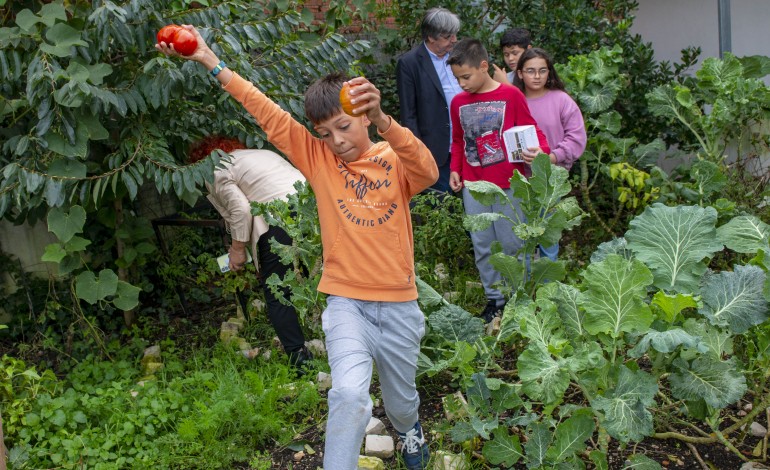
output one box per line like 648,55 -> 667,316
228,241 -> 248,272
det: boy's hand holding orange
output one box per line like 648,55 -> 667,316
340,77 -> 391,132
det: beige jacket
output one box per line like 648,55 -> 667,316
206,148 -> 305,261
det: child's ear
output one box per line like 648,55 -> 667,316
481,60 -> 489,73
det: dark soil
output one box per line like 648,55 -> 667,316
265,376 -> 763,470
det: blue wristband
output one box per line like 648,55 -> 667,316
210,61 -> 226,77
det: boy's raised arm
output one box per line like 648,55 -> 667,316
155,25 -> 321,175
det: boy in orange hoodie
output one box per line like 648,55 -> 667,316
157,26 -> 438,470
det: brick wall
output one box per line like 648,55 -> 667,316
301,0 -> 396,33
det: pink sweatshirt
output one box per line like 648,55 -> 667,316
526,90 -> 586,170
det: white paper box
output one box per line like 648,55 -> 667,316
217,250 -> 253,273
502,125 -> 538,163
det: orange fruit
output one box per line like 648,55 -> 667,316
340,83 -> 364,116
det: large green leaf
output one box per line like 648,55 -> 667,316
113,280 -> 141,311
669,357 -> 746,408
529,257 -> 567,286
417,342 -> 476,378
482,427 -> 523,468
465,180 -> 509,207
513,299 -> 564,349
698,265 -> 767,334
427,304 -> 484,344
545,409 -> 595,462
416,276 -> 445,308
524,422 -> 552,468
529,155 -> 572,207
40,23 -> 87,57
75,269 -> 119,304
625,204 -> 723,293
42,243 -> 67,263
628,328 -> 706,357
593,366 -> 657,442
463,212 -> 505,232
716,215 -> 770,254
489,252 -> 526,291
546,283 -> 585,338
590,237 -> 633,263
689,160 -> 726,202
47,205 -> 86,242
15,9 -> 41,31
682,318 -> 733,359
579,255 -> 654,338
518,345 -> 571,405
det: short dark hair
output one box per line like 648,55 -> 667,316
447,38 -> 488,68
500,28 -> 532,49
304,72 -> 350,125
421,7 -> 460,41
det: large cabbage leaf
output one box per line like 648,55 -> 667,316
593,366 -> 657,442
427,304 -> 484,344
698,265 -> 768,334
625,204 -> 723,293
669,357 -> 746,409
716,215 -> 770,254
578,255 -> 654,338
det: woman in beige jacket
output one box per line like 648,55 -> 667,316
190,136 -> 312,368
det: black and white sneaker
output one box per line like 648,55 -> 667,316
480,300 -> 504,323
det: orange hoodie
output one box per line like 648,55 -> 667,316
223,73 -> 439,301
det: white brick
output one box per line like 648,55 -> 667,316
365,434 -> 394,459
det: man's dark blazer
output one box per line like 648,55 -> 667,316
396,43 -> 451,167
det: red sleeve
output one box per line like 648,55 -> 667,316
449,95 -> 465,176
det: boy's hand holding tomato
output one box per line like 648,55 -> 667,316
155,25 -> 233,84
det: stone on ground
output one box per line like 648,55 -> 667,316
357,455 -> 385,469
365,417 -> 387,435
364,434 -> 394,459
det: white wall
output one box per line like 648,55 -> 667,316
631,0 -> 720,72
631,0 -> 770,80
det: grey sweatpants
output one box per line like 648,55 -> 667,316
321,295 -> 426,470
462,186 -> 525,304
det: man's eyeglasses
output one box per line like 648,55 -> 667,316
523,68 -> 549,77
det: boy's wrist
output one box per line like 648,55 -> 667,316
201,52 -> 222,71
372,112 -> 392,133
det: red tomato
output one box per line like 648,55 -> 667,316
171,29 -> 197,56
156,25 -> 181,45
